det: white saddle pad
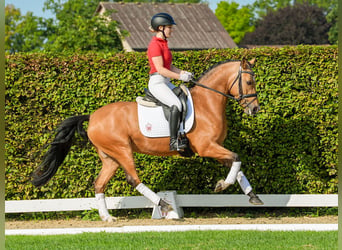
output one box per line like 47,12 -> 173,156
137,88 -> 194,138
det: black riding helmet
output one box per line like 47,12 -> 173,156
151,13 -> 176,31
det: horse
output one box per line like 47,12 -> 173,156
31,58 -> 263,222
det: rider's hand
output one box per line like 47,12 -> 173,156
179,71 -> 193,82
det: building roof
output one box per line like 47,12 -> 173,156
96,2 -> 237,51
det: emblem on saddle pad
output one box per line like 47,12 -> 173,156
136,86 -> 195,138
145,123 -> 152,132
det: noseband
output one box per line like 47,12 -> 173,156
191,66 -> 258,105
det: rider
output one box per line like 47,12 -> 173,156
147,12 -> 193,151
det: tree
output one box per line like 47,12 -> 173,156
241,2 -> 330,45
325,2 -> 338,44
250,0 -> 337,44
251,0 -> 292,18
5,4 -> 53,53
110,0 -> 200,2
5,4 -> 21,53
5,1 -> 124,53
251,0 -> 335,17
43,0 -> 125,52
215,1 -> 255,45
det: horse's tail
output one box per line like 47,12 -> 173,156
31,115 -> 90,187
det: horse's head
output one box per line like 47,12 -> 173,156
229,58 -> 260,116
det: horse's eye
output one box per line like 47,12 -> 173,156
247,81 -> 252,85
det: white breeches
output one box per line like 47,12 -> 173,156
148,74 -> 182,112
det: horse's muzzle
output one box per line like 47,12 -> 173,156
245,104 -> 260,116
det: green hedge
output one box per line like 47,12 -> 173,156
5,46 -> 338,200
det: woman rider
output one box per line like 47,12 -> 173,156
147,12 -> 193,151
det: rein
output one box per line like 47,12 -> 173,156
190,66 -> 257,103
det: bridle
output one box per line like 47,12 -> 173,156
190,65 -> 258,107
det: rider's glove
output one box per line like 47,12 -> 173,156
179,71 -> 193,82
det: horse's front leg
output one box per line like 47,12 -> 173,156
197,144 -> 263,205
236,171 -> 263,205
214,162 -> 263,205
196,143 -> 240,192
214,160 -> 241,192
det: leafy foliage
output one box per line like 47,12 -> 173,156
251,0 -> 336,17
5,47 -> 337,201
43,0 -> 125,52
325,3 -> 338,44
5,5 -> 54,53
5,1 -> 125,53
248,0 -> 337,44
241,3 -> 330,45
215,1 -> 255,45
112,0 -> 201,2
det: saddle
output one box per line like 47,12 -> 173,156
136,84 -> 194,157
139,84 -> 188,129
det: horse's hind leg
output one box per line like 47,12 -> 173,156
118,151 -> 173,213
94,150 -> 120,222
99,147 -> 172,215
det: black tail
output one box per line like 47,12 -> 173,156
31,115 -> 90,187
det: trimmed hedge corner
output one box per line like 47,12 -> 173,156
5,46 -> 337,200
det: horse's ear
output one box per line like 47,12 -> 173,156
249,58 -> 256,68
241,57 -> 248,69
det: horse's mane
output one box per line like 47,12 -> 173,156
196,59 -> 240,81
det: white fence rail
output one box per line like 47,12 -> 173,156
6,193 -> 338,218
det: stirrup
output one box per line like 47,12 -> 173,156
178,133 -> 189,146
170,138 -> 187,151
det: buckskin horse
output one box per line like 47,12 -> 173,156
31,58 -> 263,222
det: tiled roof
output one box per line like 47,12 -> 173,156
96,2 -> 237,51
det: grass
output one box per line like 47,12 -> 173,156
5,230 -> 338,250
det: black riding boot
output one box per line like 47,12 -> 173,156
169,105 -> 187,151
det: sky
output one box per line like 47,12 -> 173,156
5,0 -> 255,19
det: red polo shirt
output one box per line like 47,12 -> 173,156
147,36 -> 172,74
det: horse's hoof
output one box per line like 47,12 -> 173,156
249,196 -> 264,205
101,215 -> 116,222
106,216 -> 117,222
214,179 -> 229,192
159,199 -> 173,212
165,210 -> 181,220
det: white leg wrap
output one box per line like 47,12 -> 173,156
95,193 -> 111,221
136,183 -> 161,205
237,171 -> 252,195
224,161 -> 241,184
